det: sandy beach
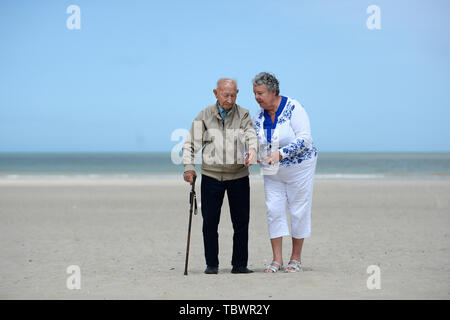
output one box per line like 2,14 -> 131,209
0,177 -> 449,299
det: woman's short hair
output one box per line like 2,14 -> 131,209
252,72 -> 280,96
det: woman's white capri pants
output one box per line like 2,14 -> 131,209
263,156 -> 317,239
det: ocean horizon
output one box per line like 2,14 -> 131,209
1,152 -> 450,180
0,152 -> 450,180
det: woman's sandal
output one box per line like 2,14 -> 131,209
284,259 -> 302,272
264,261 -> 283,273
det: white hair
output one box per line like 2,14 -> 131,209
216,78 -> 238,89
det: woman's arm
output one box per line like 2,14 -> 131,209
279,102 -> 313,159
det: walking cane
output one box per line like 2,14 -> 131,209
184,175 -> 197,275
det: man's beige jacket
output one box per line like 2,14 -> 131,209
182,103 -> 258,181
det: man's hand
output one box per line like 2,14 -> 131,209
183,170 -> 197,185
263,151 -> 282,165
244,149 -> 257,167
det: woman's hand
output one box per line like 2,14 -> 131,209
263,151 -> 282,165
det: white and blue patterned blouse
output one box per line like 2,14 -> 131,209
252,96 -> 318,168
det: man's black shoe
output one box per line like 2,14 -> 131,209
231,266 -> 254,274
204,266 -> 218,274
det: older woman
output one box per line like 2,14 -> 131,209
252,72 -> 318,273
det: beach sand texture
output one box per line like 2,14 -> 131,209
0,177 -> 449,299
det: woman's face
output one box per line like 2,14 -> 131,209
253,85 -> 277,110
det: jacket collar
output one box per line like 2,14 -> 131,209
214,100 -> 237,120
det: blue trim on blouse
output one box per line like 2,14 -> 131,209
263,96 -> 287,143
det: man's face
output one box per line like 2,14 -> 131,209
253,85 -> 276,110
214,80 -> 238,110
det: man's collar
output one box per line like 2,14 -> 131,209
216,100 -> 235,113
217,103 -> 227,114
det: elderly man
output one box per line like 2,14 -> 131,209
182,78 -> 258,274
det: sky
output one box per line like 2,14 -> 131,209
1,0 -> 449,153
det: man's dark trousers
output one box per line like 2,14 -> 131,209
200,174 -> 250,268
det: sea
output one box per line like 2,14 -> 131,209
1,153 -> 450,180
